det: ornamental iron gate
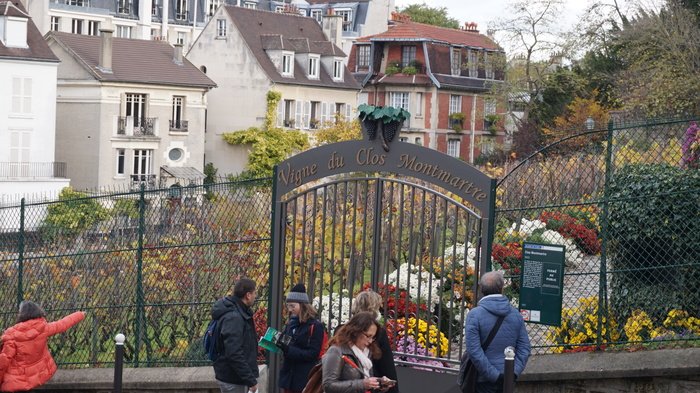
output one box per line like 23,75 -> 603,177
269,135 -> 495,393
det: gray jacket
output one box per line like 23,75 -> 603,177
322,345 -> 369,393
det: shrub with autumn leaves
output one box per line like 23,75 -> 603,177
539,211 -> 601,255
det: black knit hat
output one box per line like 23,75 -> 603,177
286,283 -> 309,304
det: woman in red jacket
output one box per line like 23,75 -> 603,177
0,301 -> 85,392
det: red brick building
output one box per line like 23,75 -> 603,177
348,17 -> 506,163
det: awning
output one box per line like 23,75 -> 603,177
160,166 -> 205,180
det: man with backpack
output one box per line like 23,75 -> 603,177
463,271 -> 531,393
211,278 -> 259,393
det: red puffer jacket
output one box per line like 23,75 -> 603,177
0,311 -> 85,392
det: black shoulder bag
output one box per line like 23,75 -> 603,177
458,315 -> 506,393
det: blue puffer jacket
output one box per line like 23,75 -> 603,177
464,295 -> 531,383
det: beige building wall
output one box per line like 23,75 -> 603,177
55,79 -> 208,190
187,7 -> 271,176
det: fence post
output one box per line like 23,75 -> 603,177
114,333 -> 125,393
134,185 -> 146,367
17,198 -> 26,307
503,346 -> 515,393
597,120 -> 615,349
370,179 -> 383,289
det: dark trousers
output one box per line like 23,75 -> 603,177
476,381 -> 503,393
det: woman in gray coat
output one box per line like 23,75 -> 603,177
322,312 -> 396,393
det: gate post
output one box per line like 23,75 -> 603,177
480,178 -> 498,279
268,166 -> 284,393
370,179 -> 383,289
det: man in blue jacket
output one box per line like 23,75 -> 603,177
465,271 -> 531,393
212,278 -> 259,393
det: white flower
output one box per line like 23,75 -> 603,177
541,230 -> 582,264
452,242 -> 477,270
387,263 -> 441,307
509,219 -> 547,237
313,292 -> 352,330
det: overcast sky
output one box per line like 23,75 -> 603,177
393,0 -> 592,33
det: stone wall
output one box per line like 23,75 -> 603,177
36,349 -> 700,393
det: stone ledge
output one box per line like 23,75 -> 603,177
38,365 -> 268,392
520,347 -> 700,381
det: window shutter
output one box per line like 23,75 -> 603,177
277,100 -> 284,127
321,102 -> 328,124
295,100 -> 302,129
345,103 -> 351,121
303,101 -> 311,129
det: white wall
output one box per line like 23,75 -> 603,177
0,59 -> 59,163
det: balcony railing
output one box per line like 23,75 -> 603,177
117,116 -> 157,136
0,162 -> 67,179
169,119 -> 189,131
130,174 -> 157,190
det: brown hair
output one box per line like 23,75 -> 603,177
329,311 -> 381,359
233,278 -> 256,298
297,302 -> 318,324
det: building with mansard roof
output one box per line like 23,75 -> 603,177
349,15 -> 507,163
187,5 -> 360,175
46,30 -> 215,190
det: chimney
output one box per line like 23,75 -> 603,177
321,12 -> 342,48
173,43 -> 183,65
98,28 -> 114,73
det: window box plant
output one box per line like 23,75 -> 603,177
401,65 -> 417,75
284,119 -> 296,128
309,118 -> 320,129
484,114 -> 501,135
385,61 -> 401,76
449,112 -> 466,132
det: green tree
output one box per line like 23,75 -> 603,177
42,187 -> 111,238
223,91 -> 309,179
398,3 -> 459,28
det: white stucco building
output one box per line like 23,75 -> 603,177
0,0 -> 70,209
46,30 -> 216,190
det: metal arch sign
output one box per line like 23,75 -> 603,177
274,137 -> 495,215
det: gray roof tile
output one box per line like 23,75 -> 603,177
48,32 -> 216,88
0,0 -> 58,62
224,6 -> 358,90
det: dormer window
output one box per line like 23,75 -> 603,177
308,54 -> 320,79
484,51 -> 494,79
468,49 -> 478,77
357,45 -> 370,69
0,16 -> 28,48
281,51 -> 294,77
310,9 -> 322,23
335,9 -> 352,32
451,47 -> 461,76
332,59 -> 343,81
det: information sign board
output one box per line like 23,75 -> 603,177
518,242 -> 565,326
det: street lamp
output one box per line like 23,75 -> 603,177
585,117 -> 595,131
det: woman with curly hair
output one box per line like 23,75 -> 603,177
322,312 -> 395,393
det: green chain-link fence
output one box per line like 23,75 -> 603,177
0,178 -> 272,367
495,118 -> 700,353
1,118 -> 698,368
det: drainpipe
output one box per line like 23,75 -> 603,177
470,93 -> 476,164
